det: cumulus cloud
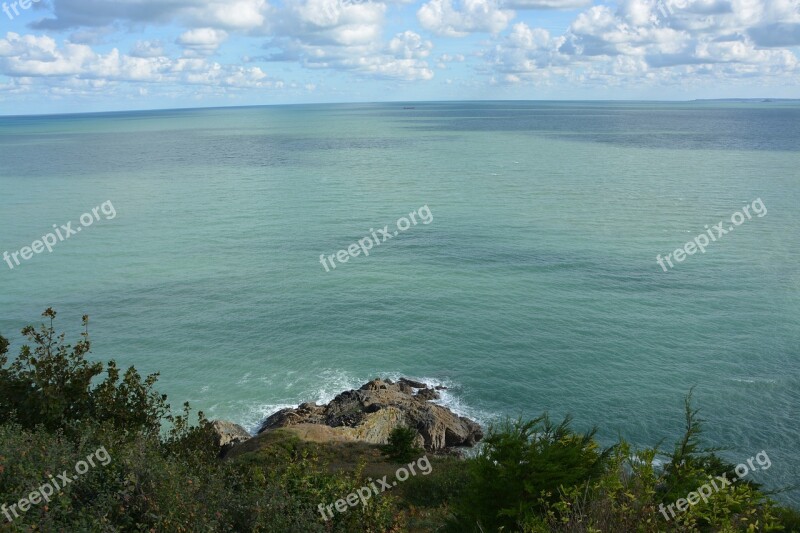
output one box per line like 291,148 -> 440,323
258,0 -> 435,80
271,27 -> 435,80
177,28 -> 228,56
8,0 -> 438,83
480,0 -> 799,87
0,32 -> 278,89
3,0 -> 798,98
558,0 -> 800,67
502,0 -> 591,8
415,0 -> 594,39
388,30 -> 433,59
282,0 -> 386,46
483,23 -> 569,79
31,0 -> 270,31
130,40 -> 166,58
366,30 -> 434,79
418,0 -> 515,37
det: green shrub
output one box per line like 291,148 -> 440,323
382,426 -> 423,464
526,394 -> 791,533
0,308 -> 168,437
0,310 -> 405,532
451,414 -> 612,532
0,311 -> 797,532
400,456 -> 469,507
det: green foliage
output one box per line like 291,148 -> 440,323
452,414 -> 612,532
0,311 -> 406,532
661,389 -> 733,503
0,308 -> 168,437
0,309 -> 99,432
520,441 -> 663,533
775,506 -> 800,531
520,393 -> 791,533
400,456 -> 469,508
0,311 -> 797,532
655,391 -> 783,532
382,425 -> 423,464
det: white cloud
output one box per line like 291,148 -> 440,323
278,28 -> 435,80
33,0 -> 271,31
0,32 -> 279,89
3,0 -> 798,101
480,0 -> 799,88
177,28 -> 229,56
197,0 -> 270,30
388,30 -> 433,59
259,0 -> 435,80
502,0 -> 591,8
131,40 -> 166,58
365,30 -> 434,79
281,0 -> 386,46
558,0 -> 800,67
418,0 -> 515,37
483,23 -> 569,78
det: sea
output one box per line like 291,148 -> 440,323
1,101 -> 798,503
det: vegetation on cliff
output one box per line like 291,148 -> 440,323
0,310 -> 797,532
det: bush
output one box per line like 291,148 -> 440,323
451,415 -> 612,532
400,456 -> 469,507
1,310 -> 797,532
521,394 -> 791,533
382,426 -> 423,464
0,308 -> 169,437
0,310 -> 405,532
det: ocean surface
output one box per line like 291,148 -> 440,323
1,101 -> 798,503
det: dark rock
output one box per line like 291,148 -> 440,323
257,378 -> 483,452
399,378 -> 428,389
415,388 -> 441,401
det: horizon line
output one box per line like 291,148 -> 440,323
2,97 -> 797,119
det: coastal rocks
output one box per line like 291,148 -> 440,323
257,378 -> 483,452
415,388 -> 441,401
209,420 -> 252,456
399,378 -> 428,389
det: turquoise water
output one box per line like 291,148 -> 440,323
1,102 -> 799,503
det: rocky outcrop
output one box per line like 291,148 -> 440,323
209,420 -> 252,457
257,378 -> 482,452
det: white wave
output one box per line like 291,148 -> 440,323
729,377 -> 776,384
232,369 -> 496,434
237,402 -> 298,434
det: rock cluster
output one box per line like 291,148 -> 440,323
256,378 -> 483,452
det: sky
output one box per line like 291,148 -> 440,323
0,0 -> 798,114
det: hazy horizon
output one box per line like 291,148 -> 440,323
3,97 -> 800,118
